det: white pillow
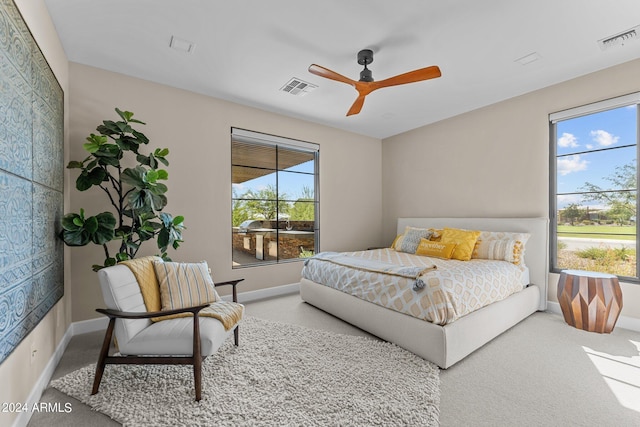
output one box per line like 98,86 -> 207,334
472,231 -> 530,266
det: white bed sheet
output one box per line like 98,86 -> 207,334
302,248 -> 529,325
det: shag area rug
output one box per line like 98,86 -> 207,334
51,316 -> 440,426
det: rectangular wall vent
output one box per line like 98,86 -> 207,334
280,78 -> 317,96
598,25 -> 640,50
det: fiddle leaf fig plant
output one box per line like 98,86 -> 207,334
61,108 -> 185,271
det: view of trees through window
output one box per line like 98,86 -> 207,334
231,131 -> 318,267
552,101 -> 638,280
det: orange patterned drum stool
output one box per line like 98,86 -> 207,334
557,270 -> 623,333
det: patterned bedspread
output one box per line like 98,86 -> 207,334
302,248 -> 529,325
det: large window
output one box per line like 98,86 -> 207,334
550,93 -> 639,281
231,128 -> 319,267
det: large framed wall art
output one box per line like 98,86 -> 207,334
0,0 -> 64,364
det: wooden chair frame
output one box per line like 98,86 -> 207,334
92,279 -> 243,401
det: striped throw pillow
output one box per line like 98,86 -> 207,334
154,261 -> 220,310
472,231 -> 530,266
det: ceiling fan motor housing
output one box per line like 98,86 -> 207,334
357,49 -> 374,82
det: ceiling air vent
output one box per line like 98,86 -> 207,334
598,25 -> 640,50
280,78 -> 317,96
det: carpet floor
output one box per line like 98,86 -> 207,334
50,316 -> 440,427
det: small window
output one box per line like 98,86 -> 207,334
550,93 -> 639,281
231,128 -> 319,268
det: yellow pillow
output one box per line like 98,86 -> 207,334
440,227 -> 481,261
415,239 -> 457,259
391,234 -> 403,249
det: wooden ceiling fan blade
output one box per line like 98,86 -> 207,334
346,95 -> 366,116
376,65 -> 441,89
308,64 -> 356,86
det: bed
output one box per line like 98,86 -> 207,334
300,217 -> 548,368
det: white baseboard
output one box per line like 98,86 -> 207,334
71,316 -> 110,335
546,301 -> 640,332
221,282 -> 300,303
12,325 -> 74,427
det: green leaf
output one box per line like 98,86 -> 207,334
84,215 -> 99,234
115,108 -> 134,122
157,228 -> 169,249
61,228 -> 90,246
155,148 -> 169,157
121,166 -> 146,189
148,154 -> 158,169
97,155 -> 120,167
92,212 -> 116,245
82,142 -> 100,153
156,170 -> 168,180
131,129 -> 149,144
145,169 -> 159,183
98,120 -> 121,135
90,167 -> 107,183
173,215 -> 185,226
127,189 -> 147,210
115,135 -> 140,152
61,213 -> 82,231
136,154 -> 150,166
76,172 -> 93,191
85,159 -> 98,170
91,264 -> 105,272
115,252 -> 130,262
67,160 -> 84,169
148,183 -> 168,195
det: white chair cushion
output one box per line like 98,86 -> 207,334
118,316 -> 233,356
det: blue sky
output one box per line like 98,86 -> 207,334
233,160 -> 315,201
556,104 -> 637,209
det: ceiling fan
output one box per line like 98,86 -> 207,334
308,49 -> 441,116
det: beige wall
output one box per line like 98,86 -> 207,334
68,63 -> 382,321
0,1 -> 70,426
382,58 -> 640,321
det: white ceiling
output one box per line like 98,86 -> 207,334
44,0 -> 640,139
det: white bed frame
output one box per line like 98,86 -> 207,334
300,217 -> 549,368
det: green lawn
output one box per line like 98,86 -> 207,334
557,225 -> 636,240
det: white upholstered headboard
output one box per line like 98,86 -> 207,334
397,217 -> 549,311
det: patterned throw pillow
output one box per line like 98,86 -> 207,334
154,261 -> 220,311
415,239 -> 457,259
472,231 -> 531,265
397,227 -> 434,253
440,227 -> 481,261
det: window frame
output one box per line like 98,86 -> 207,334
231,128 -> 319,268
549,92 -> 640,282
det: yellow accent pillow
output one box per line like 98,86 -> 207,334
440,227 -> 481,261
415,239 -> 457,259
391,234 -> 403,249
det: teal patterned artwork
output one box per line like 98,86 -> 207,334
0,0 -> 64,364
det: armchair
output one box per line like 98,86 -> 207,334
92,264 -> 243,401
